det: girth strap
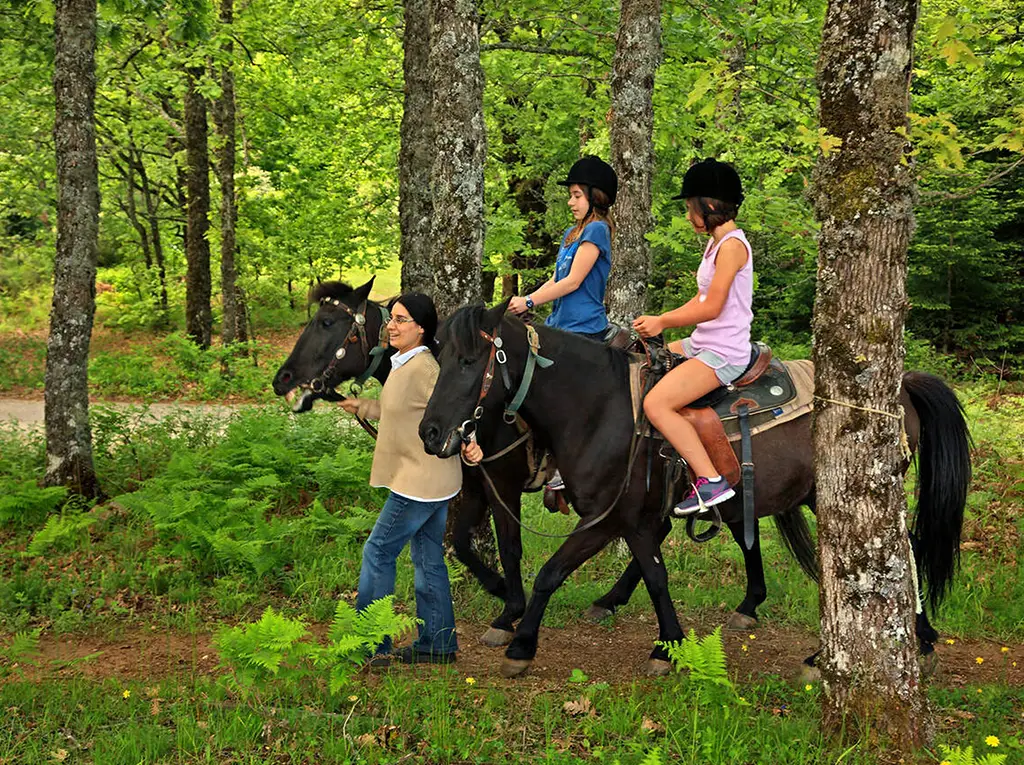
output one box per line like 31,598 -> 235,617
738,403 -> 756,550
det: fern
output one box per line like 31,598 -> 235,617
25,512 -> 97,556
0,628 -> 42,678
215,597 -> 416,699
0,481 -> 67,527
638,747 -> 664,765
660,627 -> 733,691
938,745 -> 1007,765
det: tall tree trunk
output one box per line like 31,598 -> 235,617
607,0 -> 661,324
399,0 -> 434,295
428,0 -> 484,315
184,65 -> 213,349
430,0 -> 493,563
215,0 -> 247,349
810,0 -> 927,750
46,0 -> 101,498
134,147 -> 169,316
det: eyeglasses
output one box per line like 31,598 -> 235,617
387,315 -> 416,325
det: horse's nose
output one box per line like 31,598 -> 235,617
420,422 -> 442,454
273,369 -> 293,395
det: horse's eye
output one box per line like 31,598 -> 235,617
459,356 -> 475,369
321,318 -> 334,329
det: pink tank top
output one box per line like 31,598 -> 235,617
687,229 -> 753,367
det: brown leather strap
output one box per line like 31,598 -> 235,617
679,407 -> 740,485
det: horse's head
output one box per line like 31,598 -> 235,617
272,277 -> 389,411
420,299 -> 512,458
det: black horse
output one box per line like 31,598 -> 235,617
419,300 -> 971,677
272,279 -> 535,645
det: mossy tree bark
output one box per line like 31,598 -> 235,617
428,0 -> 484,316
46,0 -> 101,498
810,0 -> 929,750
607,0 -> 661,324
399,0 -> 434,296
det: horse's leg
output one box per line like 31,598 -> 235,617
480,467 -> 526,647
621,525 -> 687,676
586,516 -> 672,621
452,469 -> 506,600
724,517 -> 766,631
502,527 -> 614,677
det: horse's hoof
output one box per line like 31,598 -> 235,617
501,658 -> 532,678
919,651 -> 939,679
725,612 -> 758,631
646,659 -> 672,677
584,605 -> 614,622
480,627 -> 515,647
798,664 -> 821,684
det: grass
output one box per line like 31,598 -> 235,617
0,365 -> 1021,761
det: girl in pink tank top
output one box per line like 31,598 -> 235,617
633,158 -> 753,517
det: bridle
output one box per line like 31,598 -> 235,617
308,297 -> 390,397
455,320 -> 644,540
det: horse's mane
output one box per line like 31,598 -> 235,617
439,304 -> 489,357
308,281 -> 354,306
439,304 -> 630,379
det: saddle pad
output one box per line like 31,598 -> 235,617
630,357 -> 815,442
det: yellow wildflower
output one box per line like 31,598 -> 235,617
122,689 -> 131,699
976,657 -> 984,665
348,695 -> 358,703
945,639 -> 955,645
804,684 -> 813,692
465,677 -> 477,685
985,736 -> 1000,747
940,761 -> 952,765
1000,646 -> 1009,653
741,644 -> 748,652
748,634 -> 756,641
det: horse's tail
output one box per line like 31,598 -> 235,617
903,371 -> 972,613
773,506 -> 818,582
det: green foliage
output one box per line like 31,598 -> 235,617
659,627 -> 734,692
0,481 -> 67,527
215,598 -> 416,698
0,627 -> 41,679
25,509 -> 98,557
938,744 -> 1007,765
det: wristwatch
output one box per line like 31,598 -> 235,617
525,295 -> 535,310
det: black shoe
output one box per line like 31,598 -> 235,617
368,653 -> 393,668
393,646 -> 456,665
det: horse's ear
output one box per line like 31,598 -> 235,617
481,297 -> 512,333
352,277 -> 375,305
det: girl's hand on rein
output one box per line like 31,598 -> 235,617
508,296 -> 529,315
339,398 -> 361,414
632,314 -> 663,338
461,440 -> 484,465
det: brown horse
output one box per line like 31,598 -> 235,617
419,301 -> 971,676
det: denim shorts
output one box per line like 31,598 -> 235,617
682,337 -> 749,385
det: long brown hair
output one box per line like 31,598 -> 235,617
565,186 -> 615,244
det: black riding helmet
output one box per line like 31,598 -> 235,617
673,158 -> 744,206
557,155 -> 618,209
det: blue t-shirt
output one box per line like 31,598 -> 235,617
545,220 -> 611,335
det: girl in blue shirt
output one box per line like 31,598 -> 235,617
509,157 -> 617,494
509,156 -> 617,340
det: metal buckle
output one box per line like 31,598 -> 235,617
355,313 -> 365,325
311,379 -> 324,393
334,347 -> 346,360
496,349 -> 507,365
473,405 -> 484,421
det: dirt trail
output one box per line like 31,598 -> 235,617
0,397 -> 265,429
21,615 -> 1024,689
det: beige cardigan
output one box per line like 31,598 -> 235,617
354,351 -> 462,501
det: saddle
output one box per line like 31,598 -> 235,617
632,341 -> 801,547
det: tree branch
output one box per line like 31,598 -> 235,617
919,157 -> 1024,203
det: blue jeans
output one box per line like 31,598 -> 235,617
356,492 -> 458,655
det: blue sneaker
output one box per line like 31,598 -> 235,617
672,477 -> 735,517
